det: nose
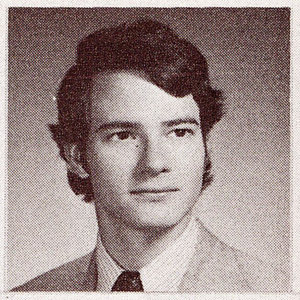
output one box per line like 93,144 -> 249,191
135,137 -> 170,178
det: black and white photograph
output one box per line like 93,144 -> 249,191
7,7 -> 292,294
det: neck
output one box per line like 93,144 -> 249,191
96,209 -> 192,270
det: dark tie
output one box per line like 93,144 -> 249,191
111,271 -> 144,292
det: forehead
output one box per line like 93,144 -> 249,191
89,71 -> 200,124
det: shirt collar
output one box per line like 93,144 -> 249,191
95,217 -> 198,292
140,216 -> 198,292
95,234 -> 123,291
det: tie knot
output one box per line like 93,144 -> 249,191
112,271 -> 144,292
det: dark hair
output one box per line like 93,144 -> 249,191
49,19 -> 223,202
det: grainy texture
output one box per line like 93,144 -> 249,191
8,8 -> 290,290
12,220 -> 290,292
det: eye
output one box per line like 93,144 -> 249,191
108,131 -> 136,141
169,128 -> 194,138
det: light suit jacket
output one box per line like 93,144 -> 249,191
12,221 -> 289,292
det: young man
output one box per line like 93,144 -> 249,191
13,19 -> 288,292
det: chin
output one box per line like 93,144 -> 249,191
124,209 -> 192,231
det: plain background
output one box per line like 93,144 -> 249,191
7,8 -> 290,290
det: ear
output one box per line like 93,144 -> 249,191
63,144 -> 89,179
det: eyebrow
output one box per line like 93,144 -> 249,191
162,118 -> 200,127
94,117 -> 200,132
94,121 -> 139,132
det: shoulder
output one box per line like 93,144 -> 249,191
11,252 -> 94,292
192,220 -> 290,292
232,248 -> 290,292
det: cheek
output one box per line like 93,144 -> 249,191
171,139 -> 205,175
86,141 -> 138,184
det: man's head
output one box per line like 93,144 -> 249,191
49,19 -> 223,229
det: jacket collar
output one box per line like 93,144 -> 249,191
79,249 -> 98,291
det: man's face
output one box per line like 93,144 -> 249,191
85,72 -> 205,229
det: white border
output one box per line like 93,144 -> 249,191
0,0 -> 294,8
1,0 -> 299,299
291,0 -> 300,295
0,2 -> 7,297
2,292 -> 300,300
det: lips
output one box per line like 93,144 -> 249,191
130,188 -> 179,195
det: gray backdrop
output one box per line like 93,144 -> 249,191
8,8 -> 290,289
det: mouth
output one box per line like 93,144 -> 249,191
130,188 -> 179,195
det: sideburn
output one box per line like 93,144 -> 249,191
201,152 -> 213,192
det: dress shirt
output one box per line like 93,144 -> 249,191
96,217 -> 199,292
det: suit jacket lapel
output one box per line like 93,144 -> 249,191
179,220 -> 251,292
178,220 -> 218,291
79,249 -> 98,291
